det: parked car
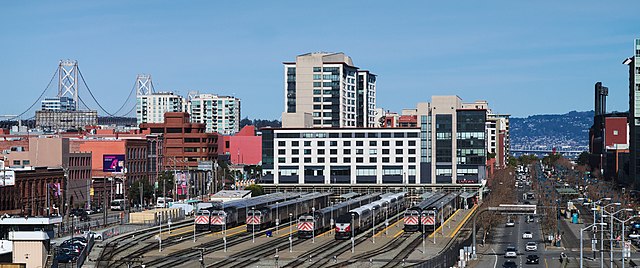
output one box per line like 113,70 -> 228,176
526,255 -> 539,264
522,231 -> 533,239
506,220 -> 515,227
503,260 -> 517,268
56,248 -> 79,263
82,231 -> 102,240
525,242 -> 537,251
505,246 -> 517,258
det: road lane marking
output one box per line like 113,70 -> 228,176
544,257 -> 548,268
491,248 -> 497,268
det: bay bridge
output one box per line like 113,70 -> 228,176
510,147 -> 585,159
1,60 -> 153,126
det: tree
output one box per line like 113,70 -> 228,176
128,178 -> 154,206
245,184 -> 264,197
577,151 -> 590,166
517,154 -> 539,166
157,172 -> 175,197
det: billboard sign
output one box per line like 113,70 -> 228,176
103,155 -> 125,172
1,170 -> 15,187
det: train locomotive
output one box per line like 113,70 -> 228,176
334,192 -> 407,240
195,192 -> 303,232
297,193 -> 381,239
403,193 -> 445,232
422,192 -> 459,233
246,192 -> 332,232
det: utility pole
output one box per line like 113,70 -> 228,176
139,181 -> 143,211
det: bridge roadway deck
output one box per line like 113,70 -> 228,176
139,206 -> 475,267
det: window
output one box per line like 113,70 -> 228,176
369,157 -> 377,163
329,133 -> 339,138
278,149 -> 286,155
356,141 -> 363,146
292,141 -> 299,146
395,149 -> 403,154
382,141 -> 389,146
330,141 -> 337,146
318,141 -> 325,146
313,67 -> 322,72
318,157 -> 325,163
369,149 -> 377,155
369,141 -> 377,146
396,157 -> 403,163
278,141 -> 285,146
382,157 -> 390,163
409,157 -> 416,162
304,141 -> 311,146
12,160 -> 20,165
343,141 -> 351,146
292,149 -> 299,155
292,158 -> 299,163
382,149 -> 390,154
344,158 -> 351,163
394,133 -> 405,138
381,133 -> 391,138
304,149 -> 312,155
614,130 -> 619,135
356,157 -> 364,163
304,158 -> 312,163
342,133 -> 353,138
330,157 -> 338,163
408,140 -> 416,146
355,133 -> 365,138
356,168 -> 376,176
318,149 -> 325,154
330,149 -> 338,155
278,157 -> 286,163
407,132 -> 418,138
356,149 -> 364,155
368,133 -> 378,138
408,149 -> 416,154
396,140 -> 403,146
344,149 -> 351,154
22,160 -> 30,165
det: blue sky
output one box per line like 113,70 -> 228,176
1,1 -> 638,119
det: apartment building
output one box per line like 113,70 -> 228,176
136,92 -> 185,125
282,52 -> 376,128
262,96 -> 489,187
189,93 -> 241,134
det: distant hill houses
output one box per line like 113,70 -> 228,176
510,110 -> 593,152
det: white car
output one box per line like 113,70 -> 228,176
506,221 -> 515,227
629,233 -> 640,239
525,242 -> 537,251
505,246 -> 517,258
83,231 -> 103,240
522,232 -> 533,239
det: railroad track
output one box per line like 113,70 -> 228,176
206,231 -> 308,267
95,220 -> 194,268
325,232 -> 413,267
144,221 -> 296,267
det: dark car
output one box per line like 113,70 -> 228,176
56,248 -> 80,263
503,260 -> 517,268
526,254 -> 539,264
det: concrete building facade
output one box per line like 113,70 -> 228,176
136,92 -> 185,125
188,93 -> 241,134
282,52 -> 376,128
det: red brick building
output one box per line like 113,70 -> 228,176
140,112 -> 218,170
0,167 -> 65,216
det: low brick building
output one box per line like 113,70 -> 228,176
0,167 -> 65,216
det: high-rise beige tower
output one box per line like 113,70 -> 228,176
282,52 -> 376,128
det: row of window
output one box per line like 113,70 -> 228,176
276,132 -> 419,139
278,140 -> 416,147
277,156 -> 418,164
278,148 -> 417,155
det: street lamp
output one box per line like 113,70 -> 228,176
581,222 -> 606,268
600,202 -> 621,267
276,202 -> 279,236
372,207 -> 376,244
351,213 -> 355,253
603,207 -> 629,268
609,209 -> 637,268
289,213 -> 293,253
251,207 -> 255,243
312,207 -> 316,244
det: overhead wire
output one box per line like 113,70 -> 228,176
112,81 -> 136,116
8,69 -> 58,121
77,67 -> 116,116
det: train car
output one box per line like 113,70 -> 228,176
297,193 -> 381,239
403,193 -> 445,232
422,192 -> 460,232
195,209 -> 212,231
246,192 -> 332,232
209,192 -> 304,231
335,192 -> 407,240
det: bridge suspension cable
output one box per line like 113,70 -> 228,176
7,69 -> 58,121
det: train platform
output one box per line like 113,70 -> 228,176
137,207 -> 476,267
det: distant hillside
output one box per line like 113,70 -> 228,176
510,110 -> 593,151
